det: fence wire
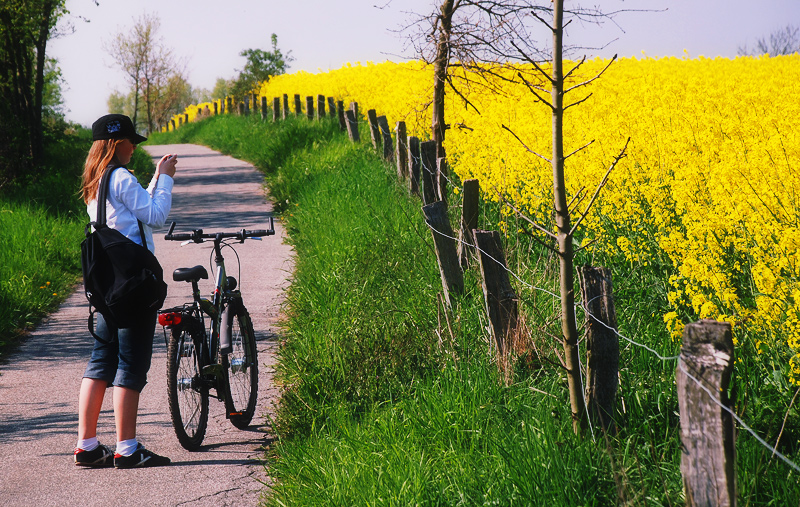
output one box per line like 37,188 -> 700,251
423,217 -> 800,476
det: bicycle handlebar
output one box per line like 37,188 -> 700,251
164,217 -> 275,242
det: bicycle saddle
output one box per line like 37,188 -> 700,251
173,265 -> 209,282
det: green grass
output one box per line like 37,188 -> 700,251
149,113 -> 800,506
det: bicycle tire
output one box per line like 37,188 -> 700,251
166,319 -> 209,450
220,300 -> 258,429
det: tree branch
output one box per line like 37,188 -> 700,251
501,124 -> 551,164
570,137 -> 630,236
565,54 -> 617,94
564,139 -> 594,160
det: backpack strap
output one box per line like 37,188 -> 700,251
96,165 -> 148,248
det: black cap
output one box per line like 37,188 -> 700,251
91,114 -> 147,144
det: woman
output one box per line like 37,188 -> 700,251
74,114 -> 177,468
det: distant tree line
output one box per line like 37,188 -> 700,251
105,14 -> 293,132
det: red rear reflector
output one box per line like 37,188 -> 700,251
158,313 -> 182,327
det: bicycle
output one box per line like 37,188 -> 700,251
157,219 -> 275,450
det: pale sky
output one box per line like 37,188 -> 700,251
48,0 -> 800,127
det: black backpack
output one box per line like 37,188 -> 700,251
81,165 -> 168,339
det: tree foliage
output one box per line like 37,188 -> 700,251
230,33 -> 293,101
105,13 -> 190,134
0,0 -> 67,184
739,24 -> 800,56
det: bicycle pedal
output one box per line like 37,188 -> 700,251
201,364 -> 224,376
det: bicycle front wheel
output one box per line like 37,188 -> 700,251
166,320 -> 209,450
220,300 -> 258,429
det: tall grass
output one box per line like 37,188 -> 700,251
150,114 -> 800,506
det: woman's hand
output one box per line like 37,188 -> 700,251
156,154 -> 178,178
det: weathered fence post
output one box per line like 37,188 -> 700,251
579,266 -> 619,433
184,113 -> 189,124
408,136 -> 420,196
317,94 -> 326,118
328,97 -> 336,117
305,96 -> 314,120
422,201 -> 464,306
677,320 -> 736,507
437,157 -> 449,204
226,97 -> 233,114
213,102 -> 218,115
272,97 -> 280,122
238,102 -> 245,116
283,94 -> 289,119
377,115 -> 393,161
474,230 -> 518,358
294,94 -> 302,115
344,109 -> 360,142
366,109 -> 381,150
337,100 -> 346,131
396,121 -> 408,180
350,101 -> 358,120
261,96 -> 268,120
458,179 -> 480,268
251,93 -> 257,114
420,140 -> 438,205
171,119 -> 176,131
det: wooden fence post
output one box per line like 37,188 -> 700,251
437,157 -> 449,204
458,179 -> 480,268
213,101 -> 218,115
328,97 -> 336,117
294,94 -> 302,115
408,136 -> 420,196
317,94 -> 326,118
251,93 -> 257,114
184,113 -> 189,124
344,109 -> 360,142
171,119 -> 176,131
350,101 -> 358,120
366,109 -> 381,150
238,102 -> 245,116
337,100 -> 346,131
261,96 -> 268,120
579,266 -> 619,433
377,115 -> 393,161
226,97 -> 233,114
272,97 -> 280,122
420,140 -> 438,205
677,320 -> 736,507
283,94 -> 289,119
306,96 -> 314,120
422,201 -> 464,306
474,230 -> 518,358
396,121 -> 408,180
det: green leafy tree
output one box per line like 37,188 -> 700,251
231,33 -> 293,101
0,0 -> 67,183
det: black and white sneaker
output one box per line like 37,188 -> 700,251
74,444 -> 114,467
114,443 -> 171,469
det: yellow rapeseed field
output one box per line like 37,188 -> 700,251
176,55 -> 800,382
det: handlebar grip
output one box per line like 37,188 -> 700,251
248,230 -> 269,237
167,233 -> 193,241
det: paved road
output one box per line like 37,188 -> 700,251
0,144 -> 293,506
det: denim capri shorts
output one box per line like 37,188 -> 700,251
83,311 -> 157,392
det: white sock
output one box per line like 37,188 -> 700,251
77,437 -> 99,451
115,438 -> 139,456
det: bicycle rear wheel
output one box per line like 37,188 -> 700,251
220,300 -> 258,429
166,320 -> 209,450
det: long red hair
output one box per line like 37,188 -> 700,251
81,139 -> 124,204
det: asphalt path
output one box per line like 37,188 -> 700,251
0,144 -> 294,506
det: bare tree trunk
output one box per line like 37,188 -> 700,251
432,0 -> 454,161
552,0 -> 586,435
